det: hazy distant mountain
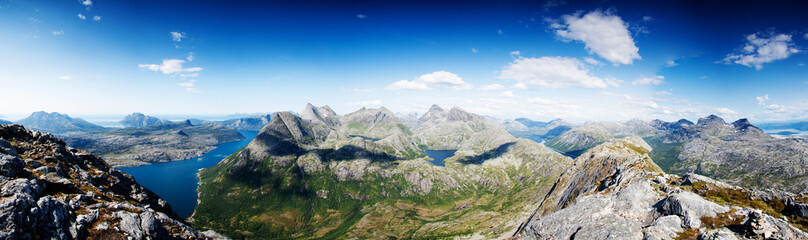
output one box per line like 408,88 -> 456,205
0,119 -> 10,124
15,111 -> 105,133
757,120 -> 808,131
191,114 -> 272,131
119,112 -> 173,128
63,120 -> 243,167
495,117 -> 576,143
545,119 -> 657,157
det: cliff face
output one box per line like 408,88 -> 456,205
0,124 -> 220,239
516,137 -> 808,240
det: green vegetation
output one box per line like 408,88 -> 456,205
643,137 -> 684,174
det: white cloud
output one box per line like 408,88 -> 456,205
177,79 -> 196,87
170,32 -> 185,42
655,91 -> 672,96
138,59 -> 202,75
81,0 -> 92,6
715,107 -> 738,116
553,10 -> 641,65
356,14 -> 367,19
497,29 -> 503,35
386,71 -> 472,91
471,48 -> 479,53
755,94 -> 769,106
58,76 -> 72,80
501,91 -> 516,97
513,82 -> 528,90
186,52 -> 194,61
52,30 -> 64,35
92,15 -> 101,21
527,97 -> 554,104
498,56 -> 612,89
583,57 -> 602,65
346,88 -> 374,93
632,75 -> 665,85
510,50 -> 520,56
478,84 -> 505,91
722,32 -> 800,70
352,100 -> 383,106
665,60 -> 678,67
77,13 -> 86,20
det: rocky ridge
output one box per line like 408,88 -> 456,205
0,124 -> 220,239
515,137 -> 808,240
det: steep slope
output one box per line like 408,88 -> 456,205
648,115 -> 808,193
516,137 -> 808,239
63,121 -> 244,167
15,111 -> 105,134
119,112 -> 173,128
545,119 -> 658,157
0,124 -> 221,239
192,105 -> 571,239
415,105 -> 512,150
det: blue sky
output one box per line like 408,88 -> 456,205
1,0 -> 807,122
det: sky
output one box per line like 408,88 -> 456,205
1,0 -> 808,123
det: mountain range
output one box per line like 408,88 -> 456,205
120,112 -> 173,128
189,104 -> 808,239
14,111 -> 106,134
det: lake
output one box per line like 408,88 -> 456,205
425,149 -> 456,167
118,130 -> 258,218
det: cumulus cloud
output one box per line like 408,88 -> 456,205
715,107 -> 738,116
386,71 -> 472,91
138,59 -> 202,75
498,56 -> 613,89
553,10 -> 641,65
722,32 -> 800,70
501,91 -> 516,97
77,14 -> 86,20
81,0 -> 92,6
351,100 -> 383,106
583,57 -> 602,65
92,16 -> 101,21
665,60 -> 678,67
478,84 -> 505,91
755,94 -> 769,106
170,32 -> 185,42
632,75 -> 665,85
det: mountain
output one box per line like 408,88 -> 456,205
190,114 -> 273,131
63,121 -> 244,167
191,104 -> 571,238
191,105 -> 808,239
0,124 -> 222,239
496,117 -> 576,143
758,120 -> 808,131
514,137 -> 808,239
646,115 -> 808,193
15,111 -> 105,134
545,118 -> 658,157
0,119 -> 10,124
119,112 -> 173,128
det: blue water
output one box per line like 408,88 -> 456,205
425,149 -> 456,167
118,130 -> 258,218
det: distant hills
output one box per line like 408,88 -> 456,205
120,112 -> 173,127
758,120 -> 808,131
0,119 -> 10,124
14,111 -> 105,134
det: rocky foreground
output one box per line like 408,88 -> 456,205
515,137 -> 808,239
0,124 -> 222,239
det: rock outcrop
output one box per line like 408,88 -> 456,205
515,137 -> 808,240
15,111 -> 105,134
0,124 -> 219,239
119,112 -> 173,128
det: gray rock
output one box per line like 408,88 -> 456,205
698,228 -> 738,240
658,191 -> 730,228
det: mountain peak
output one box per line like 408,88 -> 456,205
120,112 -> 172,128
697,114 -> 726,125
